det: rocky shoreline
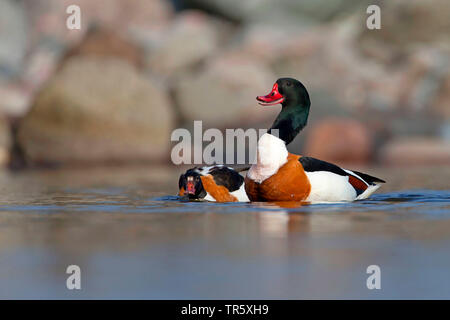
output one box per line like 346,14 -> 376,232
0,0 -> 449,168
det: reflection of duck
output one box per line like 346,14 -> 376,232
245,78 -> 385,202
178,166 -> 249,202
269,201 -> 305,209
254,207 -> 310,237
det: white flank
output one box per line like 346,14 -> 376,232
201,185 -> 249,202
230,184 -> 250,202
247,133 -> 288,183
305,171 -> 357,202
203,192 -> 215,201
198,166 -> 249,202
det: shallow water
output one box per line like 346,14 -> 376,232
0,165 -> 449,299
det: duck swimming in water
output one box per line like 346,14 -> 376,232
179,165 -> 249,202
245,78 -> 385,202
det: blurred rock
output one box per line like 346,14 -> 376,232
273,18 -> 387,111
380,138 -> 450,166
397,48 -> 450,113
180,0 -> 264,22
304,117 -> 373,164
84,0 -> 173,30
63,27 -> 144,68
0,0 -> 28,78
17,57 -> 174,166
233,23 -> 304,64
20,42 -> 62,94
358,0 -> 450,61
387,114 -> 439,138
25,0 -> 173,48
145,10 -> 226,76
174,54 -> 278,127
431,69 -> 450,120
183,0 -> 368,25
272,26 -> 328,86
272,11 -> 449,132
0,116 -> 11,167
4,0 -> 448,169
441,123 -> 450,141
0,84 -> 33,117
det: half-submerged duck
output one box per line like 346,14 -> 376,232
179,166 -> 249,202
245,78 -> 385,202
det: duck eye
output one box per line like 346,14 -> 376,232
286,81 -> 291,86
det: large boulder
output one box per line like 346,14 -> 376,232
63,27 -> 144,68
303,117 -> 373,165
0,83 -> 32,117
17,56 -> 174,166
173,54 -> 278,128
145,10 -> 227,77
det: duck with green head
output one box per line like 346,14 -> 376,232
245,78 -> 385,202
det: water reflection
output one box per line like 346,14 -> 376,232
258,210 -> 290,238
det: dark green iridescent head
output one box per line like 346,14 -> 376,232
256,78 -> 311,145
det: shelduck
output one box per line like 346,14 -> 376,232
245,78 -> 385,202
179,166 -> 249,202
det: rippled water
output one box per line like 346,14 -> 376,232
0,165 -> 449,299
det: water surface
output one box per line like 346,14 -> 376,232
0,165 -> 449,299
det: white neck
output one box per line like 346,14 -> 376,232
247,133 -> 288,183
